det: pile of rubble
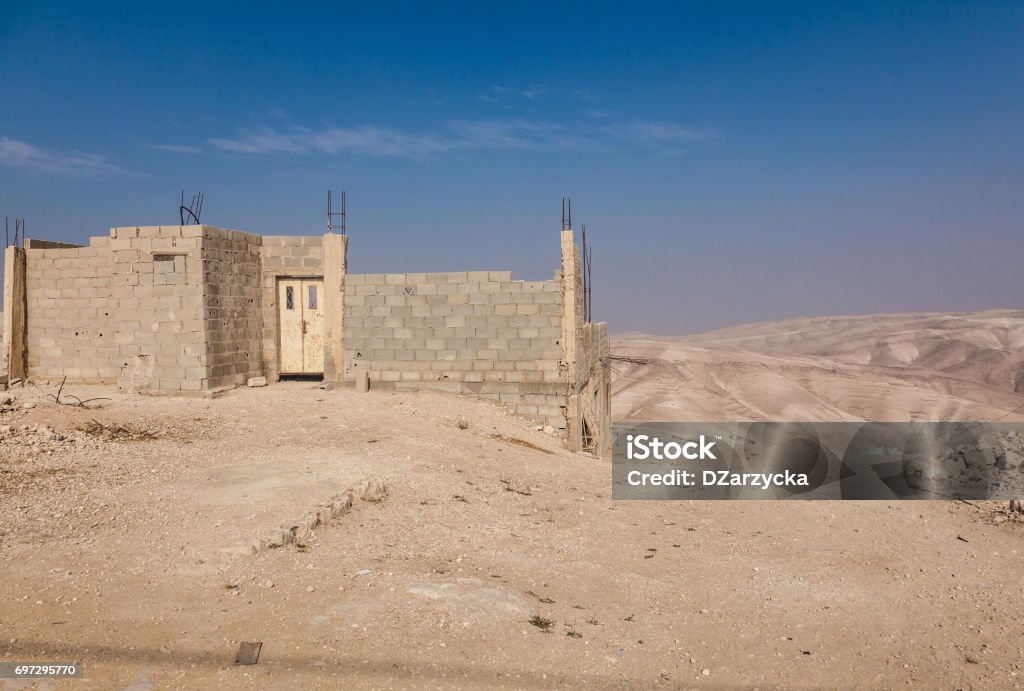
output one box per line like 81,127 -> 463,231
904,428 -> 1024,498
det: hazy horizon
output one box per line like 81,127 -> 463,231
2,2 -> 1022,333
609,307 -> 1024,339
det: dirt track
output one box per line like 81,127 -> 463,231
2,380 -> 1023,689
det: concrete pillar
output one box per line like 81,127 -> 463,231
560,229 -> 583,451
560,229 -> 579,389
322,233 -> 348,381
3,246 -> 27,381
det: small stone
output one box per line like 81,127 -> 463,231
264,580 -> 274,588
998,451 -> 1022,470
543,425 -> 555,435
702,669 -> 711,676
306,585 -> 315,593
247,376 -> 268,388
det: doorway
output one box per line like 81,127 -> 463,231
278,277 -> 324,375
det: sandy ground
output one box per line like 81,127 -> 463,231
1,310 -> 1023,688
0,379 -> 1022,689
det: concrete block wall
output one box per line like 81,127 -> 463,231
343,271 -> 567,428
109,226 -> 207,392
259,236 -> 324,381
22,226 -> 209,391
22,225 -> 276,392
24,242 -> 117,383
202,228 -> 264,390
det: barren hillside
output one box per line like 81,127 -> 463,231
612,310 -> 1024,422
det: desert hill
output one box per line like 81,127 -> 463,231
612,310 -> 1024,422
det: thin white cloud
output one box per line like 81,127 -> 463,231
595,121 -> 715,143
211,125 -> 450,158
479,84 -> 548,103
445,119 -> 578,150
208,118 -> 714,159
0,136 -> 133,178
152,143 -> 204,154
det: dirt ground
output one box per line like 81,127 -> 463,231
1,380 -> 1023,689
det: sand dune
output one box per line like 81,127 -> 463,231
612,310 -> 1024,422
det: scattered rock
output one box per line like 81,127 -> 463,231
997,451 -> 1022,470
356,478 -> 388,502
247,377 -> 268,388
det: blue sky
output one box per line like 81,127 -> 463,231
1,2 -> 1021,333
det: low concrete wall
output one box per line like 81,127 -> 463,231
343,271 -> 566,429
23,239 -> 119,384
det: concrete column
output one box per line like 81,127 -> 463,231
560,229 -> 579,389
3,246 -> 27,381
322,233 -> 348,381
560,230 -> 583,451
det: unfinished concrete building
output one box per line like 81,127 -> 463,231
3,225 -> 610,453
